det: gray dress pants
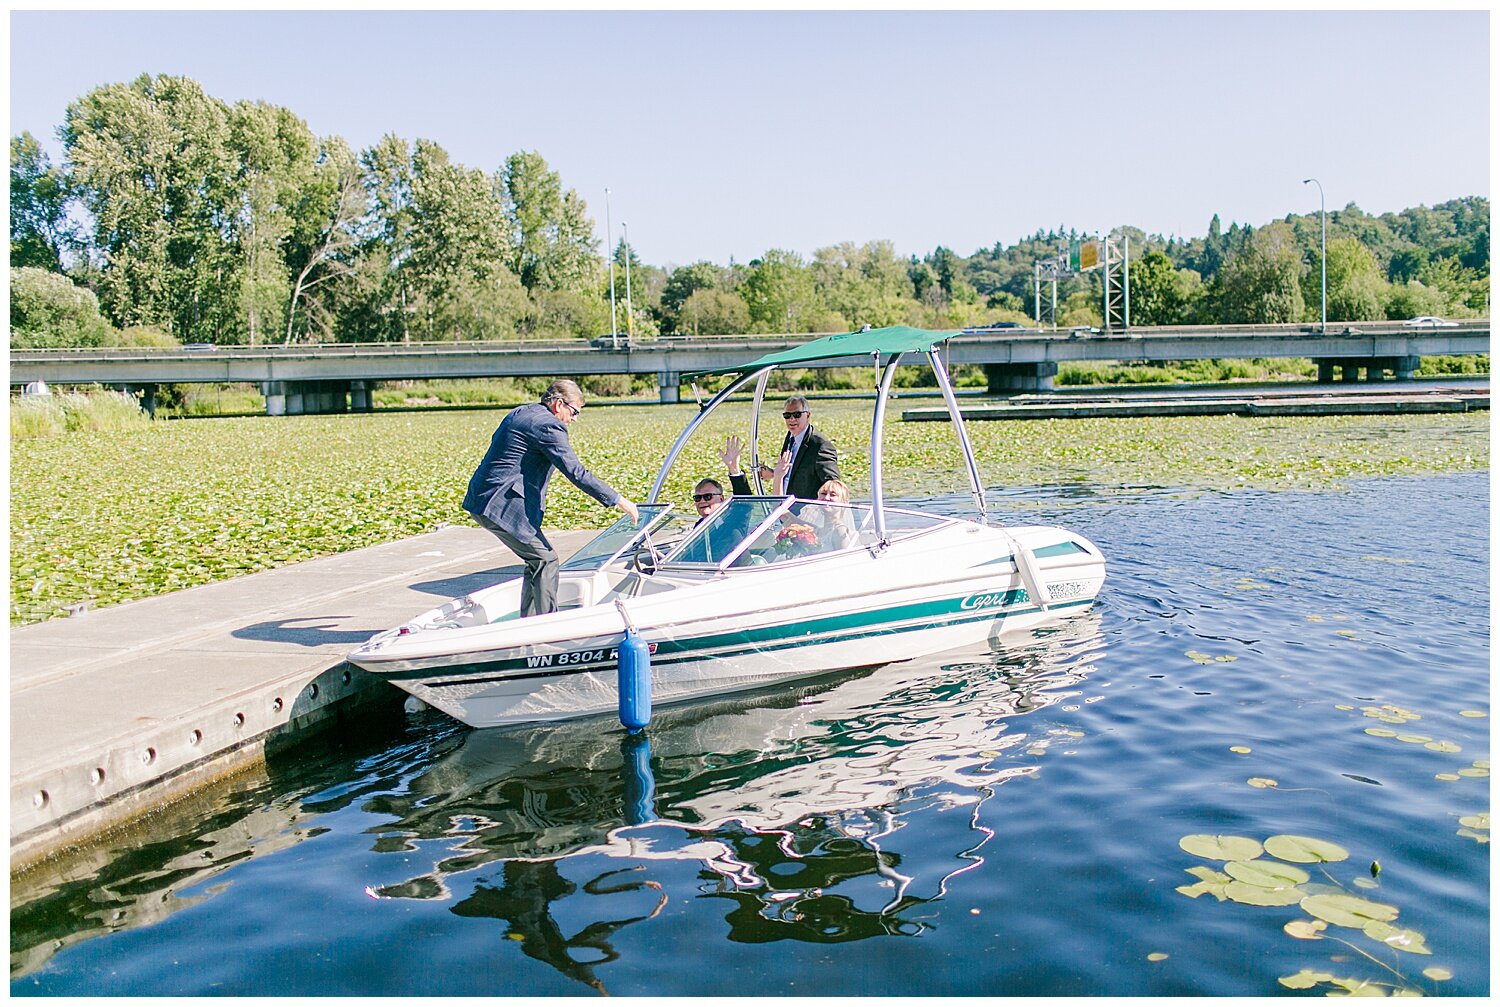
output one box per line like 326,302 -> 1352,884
474,514 -> 559,617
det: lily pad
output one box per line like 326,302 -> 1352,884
1365,727 -> 1399,737
1278,969 -> 1335,990
1180,834 -> 1263,861
1363,921 -> 1432,955
1300,892 -> 1399,928
1435,772 -> 1461,782
1458,710 -> 1486,718
1422,967 -> 1452,981
1226,881 -> 1304,906
1247,777 -> 1278,788
1331,977 -> 1391,996
1457,813 -> 1488,830
1424,740 -> 1462,753
1146,952 -> 1168,962
1474,760 -> 1490,769
1176,866 -> 1233,901
1264,834 -> 1349,863
1396,734 -> 1434,744
1284,918 -> 1327,940
1455,828 -> 1488,844
1457,767 -> 1489,778
1353,877 -> 1379,890
1185,650 -> 1216,664
1225,859 -> 1309,888
1229,745 -> 1252,754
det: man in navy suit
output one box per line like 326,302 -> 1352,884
753,395 -> 840,499
463,379 -> 638,617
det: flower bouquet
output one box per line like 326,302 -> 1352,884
774,522 -> 819,557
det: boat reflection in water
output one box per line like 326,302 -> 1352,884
364,613 -> 1103,988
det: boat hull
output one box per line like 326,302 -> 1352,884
350,523 -> 1104,728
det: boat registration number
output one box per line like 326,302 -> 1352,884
527,642 -> 658,669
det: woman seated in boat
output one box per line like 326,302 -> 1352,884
765,479 -> 860,561
805,479 -> 858,551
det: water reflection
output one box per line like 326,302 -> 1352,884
10,614 -> 1102,990
361,614 -> 1102,988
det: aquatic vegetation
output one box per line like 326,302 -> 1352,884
1455,812 -> 1488,845
1174,830 -> 1457,995
9,403 -> 1488,623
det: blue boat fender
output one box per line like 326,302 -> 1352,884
614,600 -> 652,732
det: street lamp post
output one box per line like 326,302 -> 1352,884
1303,177 -> 1326,334
622,221 -> 635,340
605,188 -> 619,346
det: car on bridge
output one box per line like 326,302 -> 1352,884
1403,316 -> 1459,328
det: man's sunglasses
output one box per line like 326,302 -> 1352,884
782,410 -> 807,419
692,492 -> 723,503
563,402 -> 582,418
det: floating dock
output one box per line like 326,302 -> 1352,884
9,526 -> 595,870
903,383 -> 1489,421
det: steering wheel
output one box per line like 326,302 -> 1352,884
632,544 -> 666,574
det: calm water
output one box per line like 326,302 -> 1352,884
11,473 -> 1489,996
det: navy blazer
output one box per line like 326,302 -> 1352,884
779,426 -> 840,500
463,402 -> 619,538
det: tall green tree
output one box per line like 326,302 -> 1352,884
63,74 -> 238,340
226,100 -> 320,344
501,151 -> 599,295
659,260 -> 726,333
9,266 -> 112,347
407,140 -> 522,339
283,136 -> 365,343
359,134 -> 420,341
741,249 -> 818,333
1127,250 -> 1198,325
1208,222 -> 1306,323
10,132 -> 73,271
677,288 -> 750,335
1319,237 -> 1386,321
812,240 -> 913,329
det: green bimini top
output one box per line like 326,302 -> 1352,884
701,325 -> 962,377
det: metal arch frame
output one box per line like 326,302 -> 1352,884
648,343 -> 991,548
648,366 -> 772,503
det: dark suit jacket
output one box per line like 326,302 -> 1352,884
462,402 -> 619,538
779,426 -> 840,499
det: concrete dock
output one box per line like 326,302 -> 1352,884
9,526 -> 594,870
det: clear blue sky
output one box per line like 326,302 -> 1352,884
8,9 -> 1491,268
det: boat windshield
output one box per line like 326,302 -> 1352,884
559,504 -> 676,572
664,496 -> 937,569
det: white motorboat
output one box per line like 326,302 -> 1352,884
348,326 -> 1106,727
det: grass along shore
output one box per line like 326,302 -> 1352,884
10,401 -> 1487,624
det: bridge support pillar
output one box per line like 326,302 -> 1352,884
262,381 -> 286,416
658,372 -> 681,404
128,384 -> 158,416
262,380 -> 352,416
1318,355 -> 1422,384
984,362 -> 1058,394
350,380 -> 373,412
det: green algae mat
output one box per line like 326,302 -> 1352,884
10,403 -> 1487,624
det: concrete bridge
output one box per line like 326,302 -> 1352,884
8,320 -> 1488,415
